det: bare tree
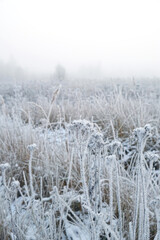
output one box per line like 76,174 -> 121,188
54,64 -> 66,82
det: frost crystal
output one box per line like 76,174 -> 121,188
106,154 -> 116,165
68,119 -> 100,135
27,143 -> 37,152
11,180 -> 20,189
108,140 -> 122,155
0,163 -> 11,171
133,124 -> 153,142
88,132 -> 104,151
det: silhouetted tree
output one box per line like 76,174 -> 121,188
54,64 -> 66,82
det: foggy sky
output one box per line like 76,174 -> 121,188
0,0 -> 160,77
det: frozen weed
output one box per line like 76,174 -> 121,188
1,81 -> 160,239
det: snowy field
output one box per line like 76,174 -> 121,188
1,79 -> 160,239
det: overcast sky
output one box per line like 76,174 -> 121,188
0,0 -> 160,77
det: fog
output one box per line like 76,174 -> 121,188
0,0 -> 160,78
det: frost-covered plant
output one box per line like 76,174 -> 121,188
131,124 -> 154,240
0,163 -> 10,186
106,140 -> 123,239
150,197 -> 160,240
27,143 -> 37,198
2,80 -> 160,239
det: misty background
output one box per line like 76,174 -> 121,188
0,0 -> 160,82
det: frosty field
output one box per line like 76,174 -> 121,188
1,79 -> 160,240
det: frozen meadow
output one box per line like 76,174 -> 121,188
1,79 -> 160,239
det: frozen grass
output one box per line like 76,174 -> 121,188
0,79 -> 160,239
